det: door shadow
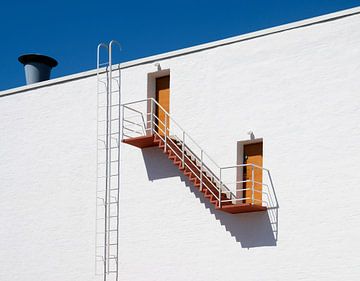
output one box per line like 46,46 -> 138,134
141,147 -> 279,248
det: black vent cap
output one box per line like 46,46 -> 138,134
18,54 -> 58,68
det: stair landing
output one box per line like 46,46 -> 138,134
219,203 -> 266,214
122,135 -> 157,148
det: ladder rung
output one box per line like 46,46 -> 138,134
102,241 -> 118,245
96,201 -> 118,207
96,228 -> 118,234
97,132 -> 120,137
97,160 -> 119,165
98,174 -> 119,178
98,174 -> 119,176
98,147 -> 119,151
97,188 -> 119,193
98,104 -> 120,109
96,215 -> 117,219
98,119 -> 119,123
107,201 -> 118,205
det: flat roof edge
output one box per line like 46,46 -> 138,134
1,5 -> 359,97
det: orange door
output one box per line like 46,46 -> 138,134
243,142 -> 263,205
155,76 -> 170,136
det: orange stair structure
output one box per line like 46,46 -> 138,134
121,98 -> 276,214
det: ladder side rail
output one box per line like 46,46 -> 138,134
96,42 -> 109,281
115,55 -> 121,281
109,40 -> 122,281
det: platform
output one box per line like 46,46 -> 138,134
219,204 -> 267,214
122,135 -> 157,148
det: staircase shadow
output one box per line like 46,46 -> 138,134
142,146 -> 181,180
142,147 -> 278,248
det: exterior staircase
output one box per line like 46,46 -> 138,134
121,98 -> 273,214
124,134 -> 266,213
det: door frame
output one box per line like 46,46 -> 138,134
155,75 -> 170,136
146,69 -> 170,135
236,138 -> 263,204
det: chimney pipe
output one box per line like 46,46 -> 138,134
18,54 -> 58,85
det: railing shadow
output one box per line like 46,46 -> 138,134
142,147 -> 279,248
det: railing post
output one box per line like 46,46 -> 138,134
182,132 -> 185,169
219,168 -> 222,209
252,164 -> 255,205
200,150 -> 203,191
121,105 -> 124,141
164,115 -> 167,153
150,100 -> 154,135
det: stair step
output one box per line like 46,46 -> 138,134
190,177 -> 200,184
168,155 -> 179,161
153,134 -> 238,211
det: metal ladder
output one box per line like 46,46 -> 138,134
96,40 -> 122,281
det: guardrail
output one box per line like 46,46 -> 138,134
121,98 -> 278,209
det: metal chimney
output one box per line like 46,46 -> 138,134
18,54 -> 58,85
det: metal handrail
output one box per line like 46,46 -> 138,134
146,98 -> 221,169
152,126 -> 220,200
120,98 -> 276,209
169,134 -> 234,198
221,163 -> 270,172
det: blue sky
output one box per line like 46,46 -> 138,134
1,0 -> 359,90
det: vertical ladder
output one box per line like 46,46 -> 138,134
96,40 -> 122,281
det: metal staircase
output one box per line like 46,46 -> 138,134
121,98 -> 278,214
96,40 -> 121,281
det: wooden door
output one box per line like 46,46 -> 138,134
155,76 -> 170,136
243,142 -> 263,205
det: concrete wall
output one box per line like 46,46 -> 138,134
1,9 -> 360,281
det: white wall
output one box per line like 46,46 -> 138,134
1,10 -> 360,281
0,78 -> 98,281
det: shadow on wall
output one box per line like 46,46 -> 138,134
142,147 -> 279,248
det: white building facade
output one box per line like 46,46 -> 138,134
1,7 -> 360,281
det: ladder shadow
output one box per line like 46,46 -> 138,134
142,148 -> 278,248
